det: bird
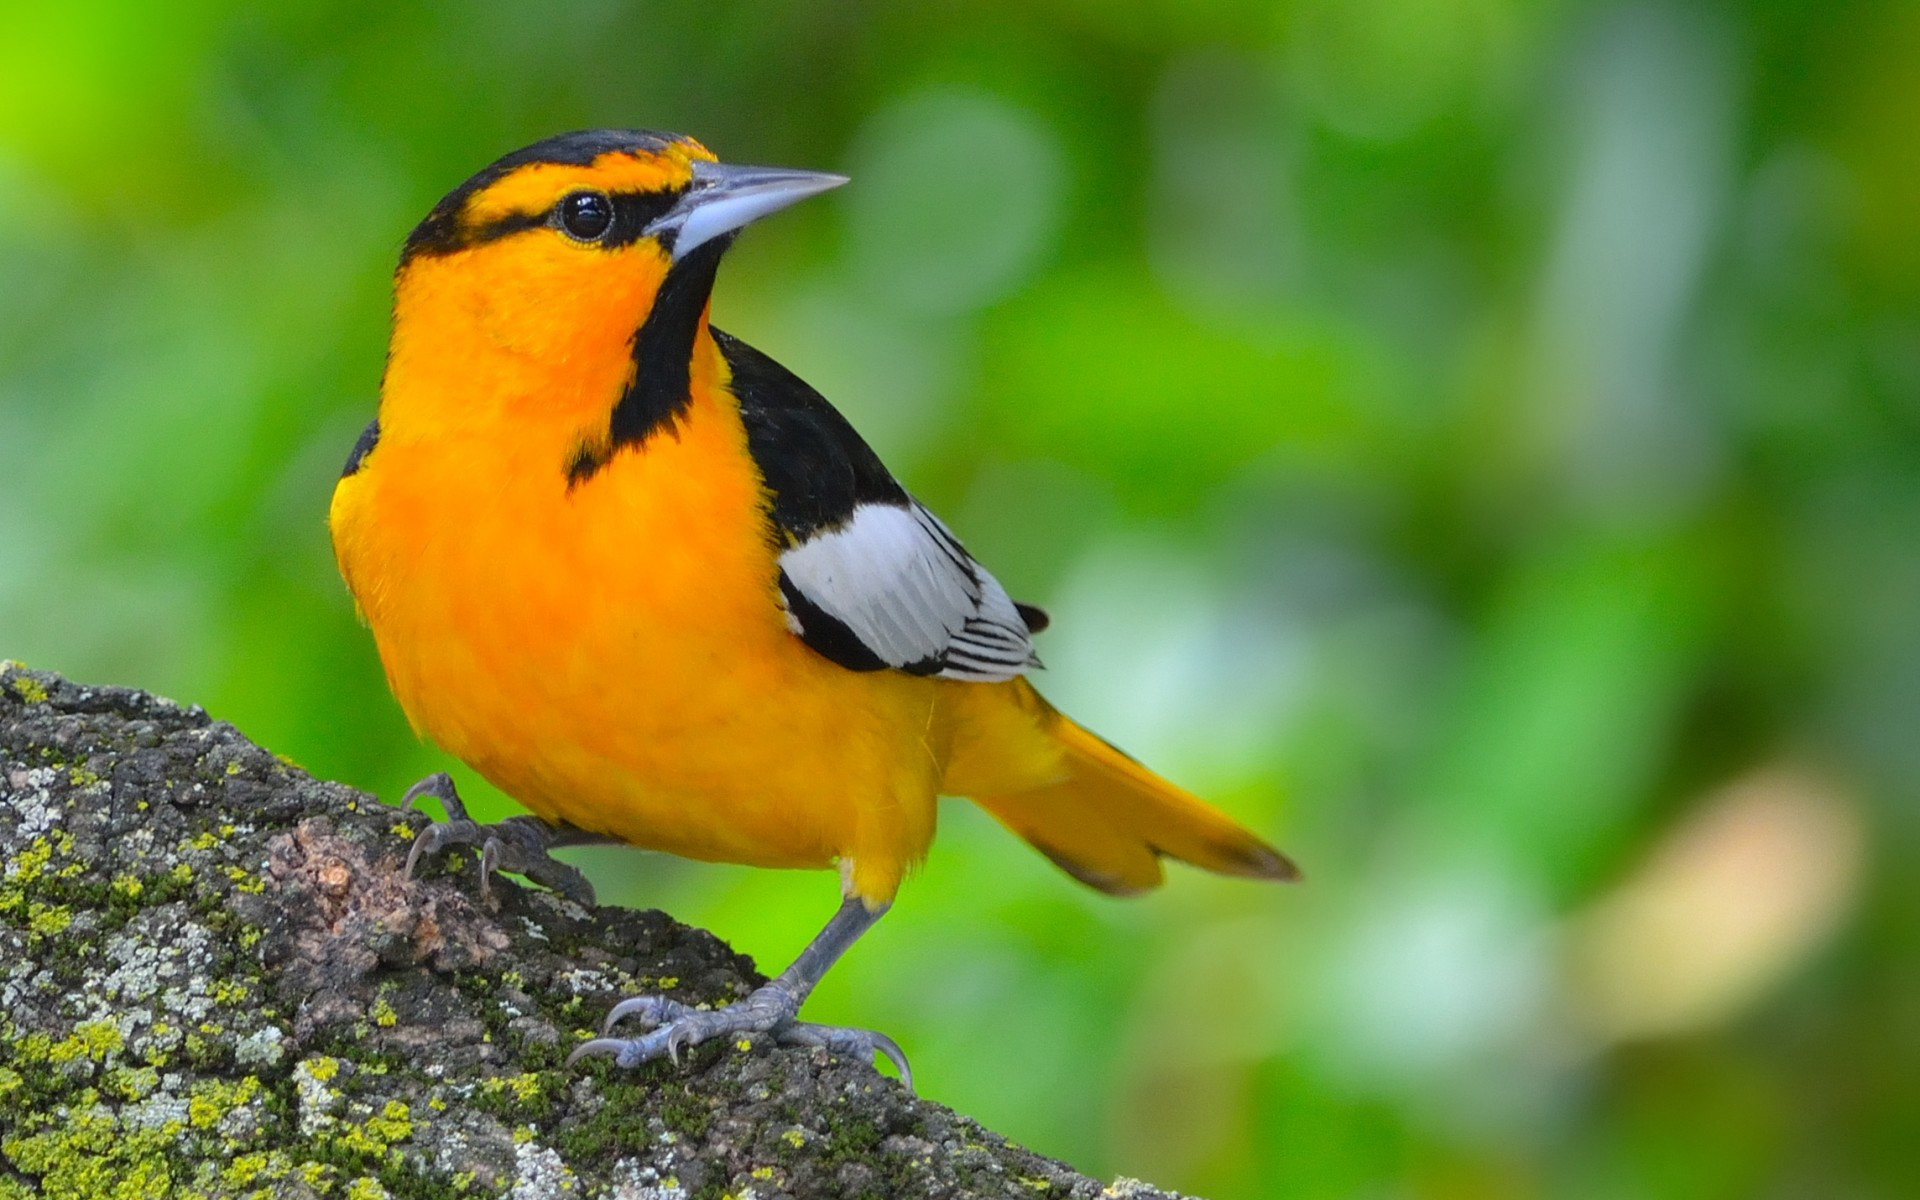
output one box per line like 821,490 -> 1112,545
328,129 -> 1298,1084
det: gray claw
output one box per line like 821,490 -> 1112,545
665,1024 -> 695,1065
567,1035 -> 657,1069
571,982 -> 908,1084
404,820 -> 477,882
404,827 -> 433,879
395,773 -> 599,907
602,994 -> 691,1033
477,837 -> 503,905
567,1038 -> 617,1066
487,820 -> 598,907
778,1023 -> 914,1091
569,896 -> 904,1083
401,772 -> 468,820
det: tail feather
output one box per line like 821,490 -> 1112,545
962,682 -> 1299,895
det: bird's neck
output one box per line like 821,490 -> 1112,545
379,242 -> 730,487
607,239 -> 728,454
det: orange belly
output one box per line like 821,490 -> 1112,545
329,396 -> 945,902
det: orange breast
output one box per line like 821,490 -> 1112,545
329,355 -> 944,901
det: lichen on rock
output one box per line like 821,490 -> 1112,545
0,662 -> 1187,1200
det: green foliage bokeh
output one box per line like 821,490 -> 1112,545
4,1 -> 1918,1196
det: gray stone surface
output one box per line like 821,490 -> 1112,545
0,661 -> 1184,1200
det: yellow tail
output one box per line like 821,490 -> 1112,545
946,680 -> 1299,895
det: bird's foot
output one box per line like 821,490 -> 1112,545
567,986 -> 912,1090
400,772 -> 598,907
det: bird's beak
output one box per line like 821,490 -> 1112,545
650,160 -> 849,263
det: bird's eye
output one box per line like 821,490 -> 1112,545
558,191 -> 614,242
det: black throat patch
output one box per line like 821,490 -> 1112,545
568,236 -> 730,486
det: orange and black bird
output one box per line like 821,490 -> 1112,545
329,129 -> 1297,1081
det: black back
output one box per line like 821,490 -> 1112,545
715,328 -> 911,546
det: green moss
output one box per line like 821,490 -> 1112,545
549,1072 -> 657,1162
481,1072 -> 542,1105
658,1084 -> 714,1139
819,1112 -> 883,1167
518,1037 -> 569,1072
9,676 -> 48,705
2,1109 -> 178,1200
104,1065 -> 158,1101
14,1031 -> 55,1063
469,1068 -> 557,1128
46,1018 -> 124,1065
26,901 -> 72,938
220,1150 -> 288,1190
0,834 -> 85,924
186,1074 -> 261,1129
10,837 -> 53,886
26,745 -> 67,771
298,1160 -> 338,1192
365,1099 -> 414,1144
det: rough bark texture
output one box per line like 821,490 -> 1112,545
0,663 -> 1184,1200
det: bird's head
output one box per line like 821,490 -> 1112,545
406,130 -> 842,266
383,130 -> 844,460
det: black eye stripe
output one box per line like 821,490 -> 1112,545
547,189 -> 681,249
418,186 -> 686,256
620,189 -> 679,230
606,189 -> 680,246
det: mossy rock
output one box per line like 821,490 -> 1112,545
0,662 -> 1186,1200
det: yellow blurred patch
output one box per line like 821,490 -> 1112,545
1566,766 -> 1863,1041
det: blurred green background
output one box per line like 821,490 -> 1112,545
3,0 -> 1916,1195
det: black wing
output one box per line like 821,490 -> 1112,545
715,327 -> 1044,681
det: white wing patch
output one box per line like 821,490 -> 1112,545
778,501 -> 1037,682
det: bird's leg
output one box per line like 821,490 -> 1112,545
400,771 -> 608,907
569,895 -> 910,1088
